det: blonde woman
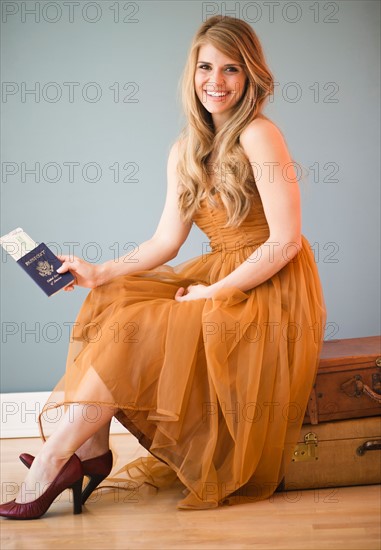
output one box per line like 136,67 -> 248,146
0,15 -> 326,517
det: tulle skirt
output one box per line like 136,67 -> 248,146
39,234 -> 326,507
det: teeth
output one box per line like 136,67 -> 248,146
205,91 -> 227,97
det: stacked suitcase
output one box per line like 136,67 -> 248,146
278,335 -> 381,491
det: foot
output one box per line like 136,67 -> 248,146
15,451 -> 72,504
18,450 -> 113,506
0,455 -> 83,519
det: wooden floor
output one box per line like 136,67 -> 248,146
1,435 -> 380,550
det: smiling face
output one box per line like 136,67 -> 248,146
194,43 -> 248,129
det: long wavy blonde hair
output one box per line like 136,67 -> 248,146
177,15 -> 274,226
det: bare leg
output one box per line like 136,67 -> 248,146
16,403 -> 116,503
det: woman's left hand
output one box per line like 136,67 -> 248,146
175,284 -> 212,302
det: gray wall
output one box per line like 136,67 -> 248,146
1,0 -> 380,392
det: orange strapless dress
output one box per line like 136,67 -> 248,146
39,190 -> 326,507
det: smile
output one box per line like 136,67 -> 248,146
205,91 -> 228,97
204,90 -> 229,97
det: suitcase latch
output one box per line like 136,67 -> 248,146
292,432 -> 318,462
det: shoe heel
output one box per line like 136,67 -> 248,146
82,474 -> 105,504
71,477 -> 84,514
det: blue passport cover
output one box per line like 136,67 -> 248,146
16,243 -> 75,297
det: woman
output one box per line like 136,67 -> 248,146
0,15 -> 326,517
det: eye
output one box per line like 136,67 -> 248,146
198,64 -> 211,70
225,67 -> 239,73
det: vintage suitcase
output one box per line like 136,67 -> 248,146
303,335 -> 381,425
278,416 -> 381,491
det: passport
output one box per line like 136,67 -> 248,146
0,228 -> 75,297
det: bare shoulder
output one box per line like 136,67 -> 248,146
166,140 -> 181,174
168,139 -> 181,158
239,115 -> 286,153
168,138 -> 186,169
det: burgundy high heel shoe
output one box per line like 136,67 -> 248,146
0,454 -> 84,520
19,450 -> 113,504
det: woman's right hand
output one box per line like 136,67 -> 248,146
56,254 -> 104,292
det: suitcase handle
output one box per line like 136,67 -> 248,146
356,440 -> 381,456
341,376 -> 381,404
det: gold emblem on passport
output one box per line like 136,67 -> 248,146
36,261 -> 54,277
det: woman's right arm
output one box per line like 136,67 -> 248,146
57,141 -> 192,291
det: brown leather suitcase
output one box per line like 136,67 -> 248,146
278,416 -> 381,491
303,335 -> 381,425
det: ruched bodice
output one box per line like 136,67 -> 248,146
193,192 -> 270,251
40,193 -> 326,509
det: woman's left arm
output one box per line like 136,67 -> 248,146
176,119 -> 302,301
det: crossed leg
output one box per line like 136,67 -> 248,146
16,368 -> 118,503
